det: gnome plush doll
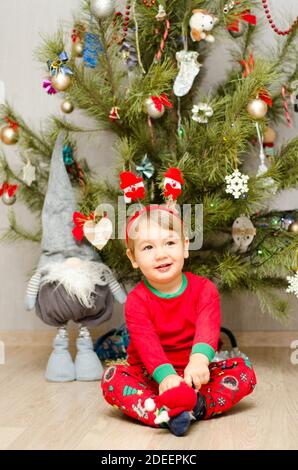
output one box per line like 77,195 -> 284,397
25,132 -> 127,382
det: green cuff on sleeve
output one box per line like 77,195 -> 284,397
191,343 -> 215,362
152,364 -> 177,384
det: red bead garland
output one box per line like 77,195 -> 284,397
261,0 -> 298,35
112,1 -> 131,44
143,0 -> 156,7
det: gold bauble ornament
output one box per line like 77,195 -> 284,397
2,192 -> 16,205
263,127 -> 276,144
144,98 -> 165,119
247,99 -> 268,119
51,72 -> 71,92
288,221 -> 298,233
72,40 -> 84,58
61,99 -> 74,114
0,125 -> 19,145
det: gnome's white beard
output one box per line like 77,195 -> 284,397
40,259 -> 110,308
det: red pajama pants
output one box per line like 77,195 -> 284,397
101,357 -> 257,427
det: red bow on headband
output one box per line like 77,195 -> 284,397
0,182 -> 18,197
72,211 -> 94,241
151,93 -> 172,112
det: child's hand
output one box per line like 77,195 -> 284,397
184,353 -> 210,391
159,374 -> 184,395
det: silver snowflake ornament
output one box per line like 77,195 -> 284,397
286,272 -> 298,298
191,103 -> 213,123
225,169 -> 249,199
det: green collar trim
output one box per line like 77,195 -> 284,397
143,273 -> 188,298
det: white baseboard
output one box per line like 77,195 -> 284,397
0,330 -> 297,347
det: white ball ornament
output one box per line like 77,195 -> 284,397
90,0 -> 115,19
2,192 -> 16,205
247,99 -> 268,119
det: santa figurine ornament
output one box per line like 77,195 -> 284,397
163,167 -> 185,205
119,171 -> 145,203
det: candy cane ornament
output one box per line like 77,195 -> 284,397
155,6 -> 170,62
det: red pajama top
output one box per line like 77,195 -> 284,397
125,272 -> 221,384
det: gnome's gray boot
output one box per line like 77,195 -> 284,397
75,327 -> 103,381
45,327 -> 75,382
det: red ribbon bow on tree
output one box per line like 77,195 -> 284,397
151,93 -> 172,112
0,182 -> 18,197
72,211 -> 94,241
227,10 -> 256,33
258,89 -> 273,107
4,117 -> 18,129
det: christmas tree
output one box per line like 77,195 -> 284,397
1,0 -> 298,320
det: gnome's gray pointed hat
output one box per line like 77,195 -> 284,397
38,132 -> 99,269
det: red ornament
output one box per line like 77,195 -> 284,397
109,106 -> 120,121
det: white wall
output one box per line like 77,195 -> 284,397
0,0 -> 297,331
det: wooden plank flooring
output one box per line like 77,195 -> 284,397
0,345 -> 297,450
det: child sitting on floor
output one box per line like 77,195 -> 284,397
101,172 -> 256,437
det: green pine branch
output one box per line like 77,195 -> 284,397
0,209 -> 42,243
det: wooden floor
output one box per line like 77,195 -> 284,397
0,345 -> 297,450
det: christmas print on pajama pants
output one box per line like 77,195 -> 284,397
101,357 -> 257,427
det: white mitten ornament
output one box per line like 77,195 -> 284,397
173,50 -> 202,97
